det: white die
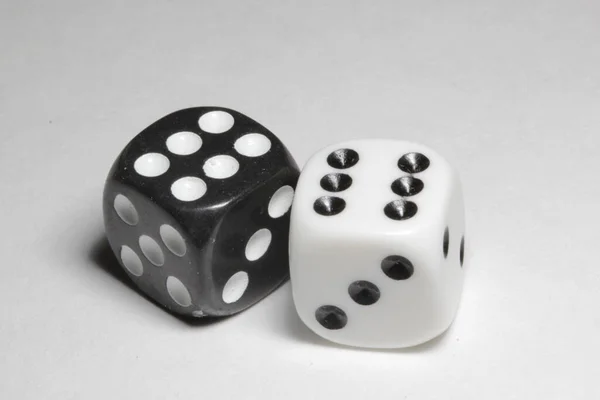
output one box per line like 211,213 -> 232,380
289,139 -> 466,348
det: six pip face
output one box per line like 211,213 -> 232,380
289,139 -> 466,348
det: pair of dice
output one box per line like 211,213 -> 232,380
103,107 -> 466,349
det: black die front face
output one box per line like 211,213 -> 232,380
103,107 -> 299,317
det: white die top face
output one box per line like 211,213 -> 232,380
293,139 -> 455,238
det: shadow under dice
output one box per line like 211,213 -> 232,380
290,139 -> 466,348
103,107 -> 299,317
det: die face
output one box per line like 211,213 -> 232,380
104,182 -> 205,314
292,139 -> 455,239
113,107 -> 298,243
289,139 -> 466,348
208,172 -> 297,315
291,226 -> 448,348
436,181 -> 466,335
103,107 -> 299,317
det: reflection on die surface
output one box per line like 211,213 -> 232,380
290,139 -> 466,348
103,107 -> 299,318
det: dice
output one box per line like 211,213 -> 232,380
289,139 -> 465,348
103,107 -> 299,317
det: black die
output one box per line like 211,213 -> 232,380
102,107 -> 299,317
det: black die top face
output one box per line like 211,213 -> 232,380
108,107 -> 299,247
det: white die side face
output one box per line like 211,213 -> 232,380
289,139 -> 465,348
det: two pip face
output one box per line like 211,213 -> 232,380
103,108 -> 466,349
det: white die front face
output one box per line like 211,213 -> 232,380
289,139 -> 465,348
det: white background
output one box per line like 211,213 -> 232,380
1,1 -> 599,399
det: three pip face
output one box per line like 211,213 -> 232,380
103,107 -> 466,349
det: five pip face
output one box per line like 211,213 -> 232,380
103,108 -> 466,349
